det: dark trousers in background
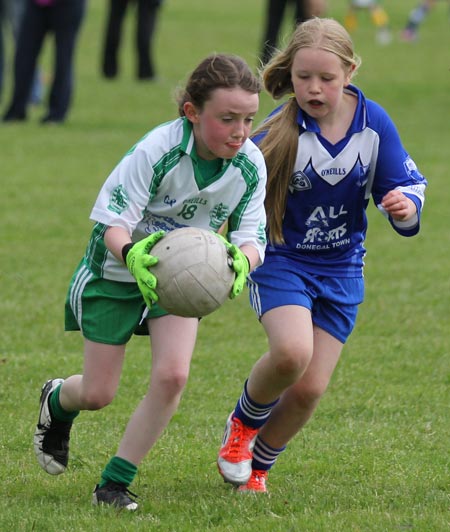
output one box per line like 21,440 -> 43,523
260,0 -> 308,65
3,0 -> 85,122
102,0 -> 162,80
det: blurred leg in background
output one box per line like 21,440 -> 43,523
44,0 -> 86,122
3,0 -> 86,124
135,0 -> 162,80
260,0 -> 326,66
11,0 -> 43,104
102,0 -> 128,78
102,0 -> 163,80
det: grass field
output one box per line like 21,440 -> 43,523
0,1 -> 449,530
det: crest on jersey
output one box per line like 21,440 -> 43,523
289,170 -> 312,193
209,202 -> 230,230
108,185 -> 129,214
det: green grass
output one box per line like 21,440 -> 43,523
0,1 -> 449,530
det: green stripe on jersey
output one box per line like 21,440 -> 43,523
84,223 -> 108,277
150,145 -> 183,199
228,152 -> 260,231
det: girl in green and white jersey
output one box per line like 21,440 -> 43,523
33,53 -> 267,510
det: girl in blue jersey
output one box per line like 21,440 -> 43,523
33,53 -> 267,510
218,17 -> 427,493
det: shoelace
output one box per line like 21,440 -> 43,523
102,482 -> 139,505
225,419 -> 256,459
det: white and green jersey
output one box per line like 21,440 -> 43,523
86,117 -> 267,282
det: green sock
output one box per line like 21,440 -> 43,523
100,456 -> 138,488
49,383 -> 80,422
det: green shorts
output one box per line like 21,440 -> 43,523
65,259 -> 167,345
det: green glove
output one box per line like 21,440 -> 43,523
215,233 -> 250,299
124,231 -> 166,308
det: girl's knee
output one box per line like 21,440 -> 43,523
156,371 -> 189,398
81,389 -> 115,410
271,343 -> 312,378
293,378 -> 329,407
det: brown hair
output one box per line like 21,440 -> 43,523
254,18 -> 361,243
176,53 -> 262,116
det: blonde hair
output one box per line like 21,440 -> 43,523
254,18 -> 361,244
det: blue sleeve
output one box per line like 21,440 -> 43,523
251,103 -> 287,146
369,101 -> 427,236
251,130 -> 265,146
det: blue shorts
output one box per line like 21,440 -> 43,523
247,256 -> 364,343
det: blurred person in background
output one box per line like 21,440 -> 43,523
0,0 -> 42,104
260,0 -> 327,66
2,0 -> 86,124
101,0 -> 163,80
0,0 -> 15,102
344,0 -> 392,45
401,0 -> 449,42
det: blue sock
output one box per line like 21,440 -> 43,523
251,436 -> 286,471
234,380 -> 279,429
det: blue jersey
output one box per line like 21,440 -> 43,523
253,85 -> 427,277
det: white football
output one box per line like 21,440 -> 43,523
150,227 -> 235,317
